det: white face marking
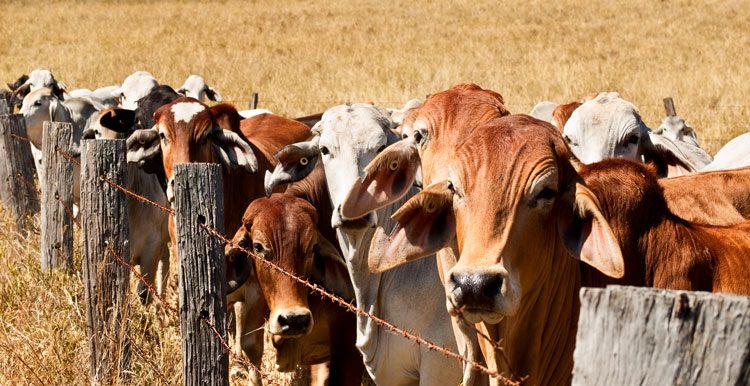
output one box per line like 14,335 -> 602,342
171,102 -> 206,123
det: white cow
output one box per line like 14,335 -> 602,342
177,75 -> 223,103
20,87 -> 100,204
10,68 -> 67,109
265,103 -> 462,385
112,71 -> 158,110
85,109 -> 171,302
69,85 -> 119,108
653,115 -> 713,169
702,132 -> 750,171
563,92 -> 702,176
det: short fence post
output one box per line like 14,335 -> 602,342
249,92 -> 259,109
663,97 -> 676,116
41,121 -> 75,271
81,139 -> 131,385
0,113 -> 40,231
573,286 -> 750,386
174,163 -> 228,386
0,99 -> 7,115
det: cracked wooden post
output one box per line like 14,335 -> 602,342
41,121 -> 75,271
174,163 -> 228,386
81,139 -> 131,385
0,113 -> 40,231
663,97 -> 676,117
573,286 -> 750,386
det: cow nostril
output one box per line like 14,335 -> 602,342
482,275 -> 503,299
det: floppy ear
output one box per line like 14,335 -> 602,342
225,228 -> 254,294
529,101 -> 559,123
310,234 -> 354,299
99,108 -> 136,134
211,127 -> 259,173
50,97 -> 72,123
176,88 -> 187,96
643,132 -> 696,177
126,128 -> 161,167
368,180 -> 456,272
205,86 -> 223,102
264,138 -> 320,196
341,138 -> 420,219
558,182 -> 624,278
53,82 -> 67,100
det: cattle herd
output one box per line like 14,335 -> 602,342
3,68 -> 750,386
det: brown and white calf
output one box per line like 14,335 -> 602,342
225,194 -> 363,385
125,97 -> 312,385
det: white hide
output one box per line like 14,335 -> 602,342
177,75 -> 223,102
702,132 -> 750,171
113,71 -> 158,110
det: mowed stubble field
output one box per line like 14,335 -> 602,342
1,1 -> 749,385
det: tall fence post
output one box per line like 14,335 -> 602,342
249,92 -> 259,109
663,97 -> 676,116
173,163 -> 228,386
81,139 -> 131,385
573,286 -> 750,386
0,113 -> 40,231
0,99 -> 7,115
41,121 -> 75,271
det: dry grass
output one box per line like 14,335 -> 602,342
2,0 -> 749,152
0,1 -> 749,384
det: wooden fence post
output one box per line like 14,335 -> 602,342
41,121 -> 75,271
81,139 -> 131,385
249,92 -> 259,109
663,97 -> 676,116
173,163 -> 229,386
573,286 -> 750,386
0,113 -> 40,231
0,99 -> 7,115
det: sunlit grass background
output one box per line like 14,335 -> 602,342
1,0 -> 749,384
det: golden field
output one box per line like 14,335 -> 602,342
1,0 -> 749,385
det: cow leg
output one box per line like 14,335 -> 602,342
309,363 -> 329,386
234,280 -> 267,386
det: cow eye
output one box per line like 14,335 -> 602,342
626,134 -> 639,145
34,100 -> 42,106
320,146 -> 330,156
376,145 -> 386,153
413,131 -> 423,144
536,187 -> 557,200
252,242 -> 264,253
159,132 -> 167,142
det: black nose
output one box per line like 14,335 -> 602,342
450,272 -> 503,310
277,313 -> 312,335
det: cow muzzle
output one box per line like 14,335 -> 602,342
332,205 -> 376,231
269,308 -> 313,339
447,268 -> 509,323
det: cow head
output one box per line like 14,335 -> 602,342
12,69 -> 66,113
368,116 -> 624,323
177,74 -> 223,103
112,71 -> 158,110
563,92 -> 697,175
20,87 -> 72,144
225,194 -> 344,340
125,97 -> 257,203
341,83 -> 510,219
265,103 -> 401,237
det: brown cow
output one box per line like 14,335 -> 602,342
225,194 -> 363,385
341,84 -> 510,386
360,115 -> 625,385
124,97 -> 312,385
579,159 -> 750,294
551,101 -> 581,130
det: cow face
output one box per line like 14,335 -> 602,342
20,87 -> 72,143
113,71 -> 158,110
341,83 -> 510,220
367,116 -> 624,323
125,97 -> 257,203
225,194 -> 343,339
177,75 -> 223,103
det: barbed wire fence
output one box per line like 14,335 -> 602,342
0,107 -> 524,385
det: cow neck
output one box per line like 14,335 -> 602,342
494,240 -> 581,386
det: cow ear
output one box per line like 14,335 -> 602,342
211,127 -> 258,173
225,228 -> 254,294
99,108 -> 136,134
558,182 -> 624,278
126,128 -> 161,168
643,132 -> 696,176
264,138 -> 320,195
53,82 -> 67,100
368,180 -> 456,272
311,234 -> 354,299
529,101 -> 558,123
341,139 -> 420,219
205,86 -> 223,102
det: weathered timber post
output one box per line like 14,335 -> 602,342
0,99 -> 7,115
573,286 -> 750,386
174,163 -> 229,386
81,139 -> 131,385
41,122 -> 75,271
0,113 -> 40,231
249,92 -> 259,110
663,97 -> 676,116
